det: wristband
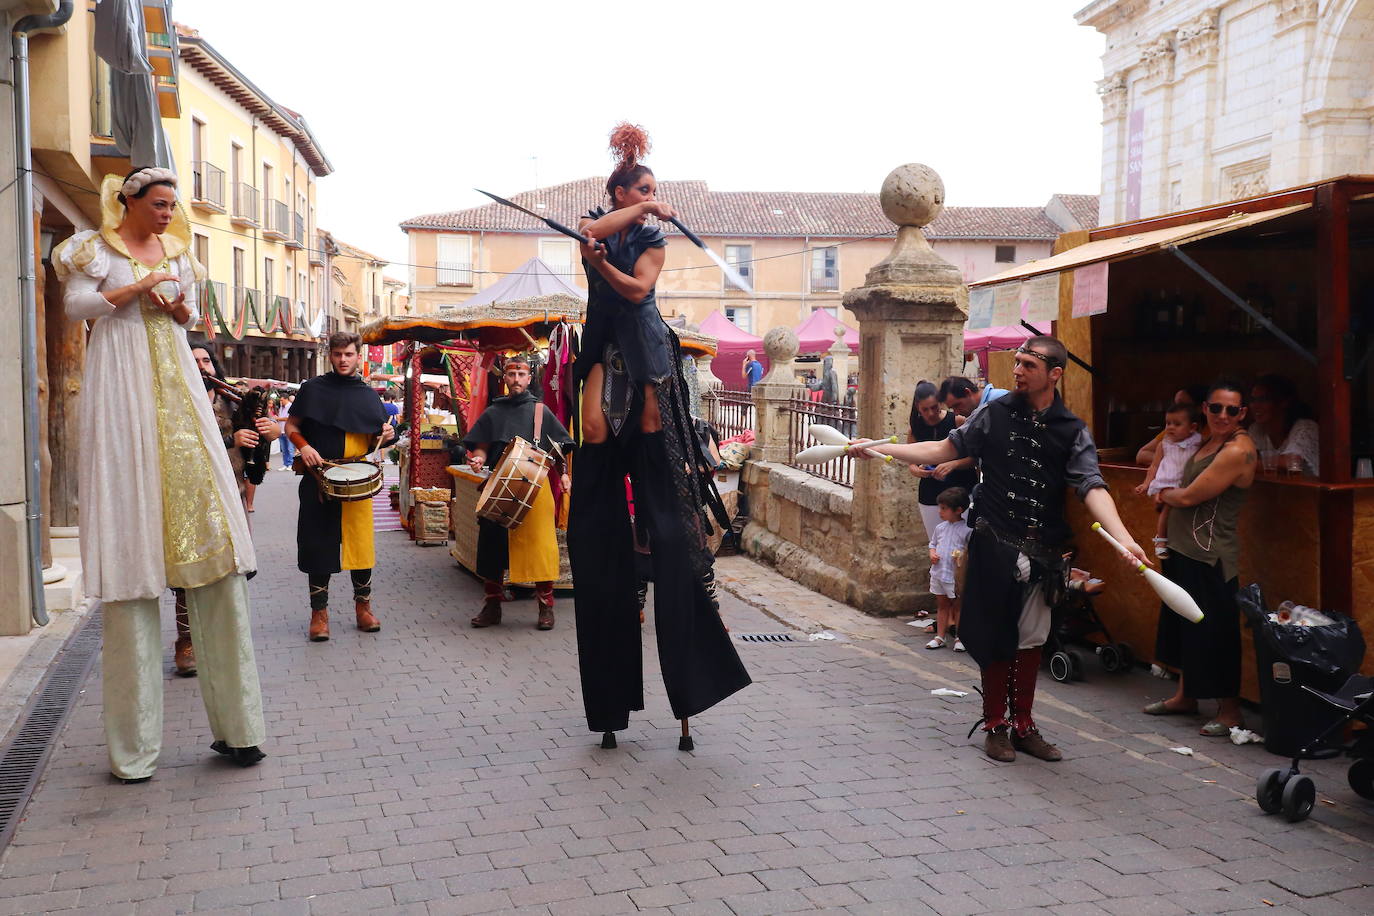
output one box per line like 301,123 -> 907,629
288,431 -> 308,449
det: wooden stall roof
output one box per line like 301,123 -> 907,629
969,204 -> 1311,288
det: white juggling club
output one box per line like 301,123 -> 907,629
1090,522 -> 1204,623
794,444 -> 894,465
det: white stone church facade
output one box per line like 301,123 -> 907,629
1077,0 -> 1374,224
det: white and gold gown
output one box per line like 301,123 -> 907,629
55,176 -> 265,779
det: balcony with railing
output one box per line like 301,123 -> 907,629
288,212 -> 305,249
263,199 -> 290,241
702,389 -> 755,442
202,280 -> 227,316
785,396 -> 858,487
437,261 -> 473,287
231,183 -> 260,227
190,161 -> 225,213
233,286 -> 260,325
810,269 -> 840,292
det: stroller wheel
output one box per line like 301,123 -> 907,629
1256,768 -> 1286,814
1049,651 -> 1074,683
1281,774 -> 1316,822
1098,644 -> 1122,673
1348,759 -> 1374,800
1115,642 -> 1135,671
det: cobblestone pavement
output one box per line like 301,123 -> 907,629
1,470 -> 1371,914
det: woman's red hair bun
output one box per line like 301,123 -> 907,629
608,122 -> 650,169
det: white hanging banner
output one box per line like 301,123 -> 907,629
1021,273 -> 1060,324
967,286 -> 994,330
991,282 -> 1020,327
1071,261 -> 1109,318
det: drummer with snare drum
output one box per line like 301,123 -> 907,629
463,354 -> 573,631
287,331 -> 395,642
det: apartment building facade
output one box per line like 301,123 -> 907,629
169,23 -> 331,382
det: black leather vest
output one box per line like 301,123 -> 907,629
969,393 -> 1086,553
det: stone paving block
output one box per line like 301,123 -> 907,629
1269,864 -> 1371,899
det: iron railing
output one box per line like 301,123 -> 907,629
437,261 -> 473,286
233,183 -> 259,223
786,396 -> 858,487
203,280 -> 226,314
810,270 -> 839,292
264,199 -> 289,237
292,212 -> 305,246
192,161 -> 224,209
702,388 -> 754,441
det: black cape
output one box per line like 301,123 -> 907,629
461,389 -> 573,463
463,390 -> 573,581
291,371 -> 388,575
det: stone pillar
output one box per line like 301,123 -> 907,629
750,326 -> 803,464
843,163 -> 967,614
696,354 -> 722,392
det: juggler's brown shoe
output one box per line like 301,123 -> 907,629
983,725 -> 1016,762
536,601 -> 555,631
173,636 -> 197,677
1013,728 -> 1063,761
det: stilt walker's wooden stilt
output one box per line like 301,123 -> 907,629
679,718 -> 693,751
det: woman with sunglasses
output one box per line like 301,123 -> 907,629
1145,380 -> 1256,736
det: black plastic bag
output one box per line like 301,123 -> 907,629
1238,584 -> 1366,687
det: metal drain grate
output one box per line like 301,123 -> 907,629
735,632 -> 796,643
0,607 -> 102,851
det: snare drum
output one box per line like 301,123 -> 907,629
318,460 -> 383,501
475,437 -> 553,530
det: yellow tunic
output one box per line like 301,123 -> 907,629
340,431 -> 375,570
507,482 -> 558,582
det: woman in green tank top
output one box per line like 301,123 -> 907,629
1144,381 -> 1257,736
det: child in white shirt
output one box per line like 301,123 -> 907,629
1134,401 -> 1202,558
927,487 -> 972,652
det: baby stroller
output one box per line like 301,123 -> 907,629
1044,555 -> 1134,683
1256,675 -> 1374,823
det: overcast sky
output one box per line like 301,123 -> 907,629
171,0 -> 1106,275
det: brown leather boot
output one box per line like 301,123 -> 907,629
309,608 -> 330,641
536,584 -> 554,631
1013,728 -> 1063,762
984,725 -> 1016,762
355,600 -> 380,632
471,599 -> 502,628
173,636 -> 197,677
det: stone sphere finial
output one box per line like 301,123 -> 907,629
879,163 -> 944,228
763,326 -> 799,363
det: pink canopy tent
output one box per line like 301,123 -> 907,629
698,310 -> 766,387
794,308 -> 859,354
963,321 -> 1048,375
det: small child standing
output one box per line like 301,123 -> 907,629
926,487 -> 972,652
1134,401 -> 1203,557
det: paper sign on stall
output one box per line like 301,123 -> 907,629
991,282 -> 1020,327
1022,274 -> 1060,323
967,286 -> 994,330
1071,261 -> 1109,318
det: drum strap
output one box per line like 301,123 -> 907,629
533,402 -> 544,448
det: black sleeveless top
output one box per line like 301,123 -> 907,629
909,411 -> 978,505
576,207 -> 671,386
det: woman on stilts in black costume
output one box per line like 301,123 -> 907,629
570,123 -> 750,750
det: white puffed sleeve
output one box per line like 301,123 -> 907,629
176,253 -> 200,329
56,230 -> 117,322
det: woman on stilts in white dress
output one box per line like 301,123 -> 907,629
56,167 -> 267,782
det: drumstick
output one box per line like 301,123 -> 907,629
1090,523 -> 1204,623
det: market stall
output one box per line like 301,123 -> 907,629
971,176 -> 1374,698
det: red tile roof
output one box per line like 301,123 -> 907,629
401,178 -> 1094,241
1053,193 -> 1101,231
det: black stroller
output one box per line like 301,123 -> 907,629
1256,675 -> 1374,822
1044,554 -> 1134,683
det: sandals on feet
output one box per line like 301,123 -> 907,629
952,638 -> 966,653
1143,700 -> 1198,715
1199,720 -> 1238,737
925,636 -> 946,650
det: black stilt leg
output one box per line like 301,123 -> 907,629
679,718 -> 693,752
601,731 -> 617,749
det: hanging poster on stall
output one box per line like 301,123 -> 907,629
1021,274 -> 1060,323
991,282 -> 1020,327
967,286 -> 994,330
1071,261 -> 1109,318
